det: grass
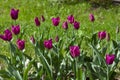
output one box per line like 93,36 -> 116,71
0,0 -> 120,62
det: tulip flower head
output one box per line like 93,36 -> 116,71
69,46 -> 80,58
12,25 -> 20,35
10,8 -> 19,20
106,54 -> 115,65
44,39 -> 53,49
62,21 -> 68,30
34,17 -> 40,26
67,15 -> 74,24
52,17 -> 60,26
30,36 -> 35,44
73,21 -> 80,30
0,29 -> 12,41
17,39 -> 25,50
98,31 -> 106,40
89,14 -> 95,22
55,36 -> 59,42
41,15 -> 45,22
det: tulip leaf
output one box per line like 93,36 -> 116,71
0,70 -> 11,78
23,59 -> 34,80
0,54 -> 10,64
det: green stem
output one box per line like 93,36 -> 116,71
107,65 -> 109,80
74,58 -> 77,80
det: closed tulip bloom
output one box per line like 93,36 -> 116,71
35,17 -> 40,26
17,39 -> 25,50
62,21 -> 68,30
106,54 -> 115,65
41,15 -> 45,22
89,14 -> 95,22
30,36 -> 35,44
52,17 -> 60,26
12,25 -> 20,35
0,29 -> 12,41
10,8 -> 19,20
69,46 -> 80,58
98,31 -> 106,40
44,39 -> 53,49
73,21 -> 80,30
67,15 -> 74,24
55,36 -> 59,42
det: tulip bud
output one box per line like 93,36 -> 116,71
106,33 -> 110,41
52,17 -> 60,26
12,25 -> 20,35
106,54 -> 115,65
10,8 -> 19,20
0,29 -> 12,41
41,15 -> 45,22
62,21 -> 68,30
89,14 -> 95,22
30,36 -> 35,44
16,39 -> 25,50
44,39 -> 53,49
73,21 -> 80,30
69,46 -> 80,58
98,31 -> 106,40
55,36 -> 59,42
67,15 -> 74,24
34,17 -> 40,26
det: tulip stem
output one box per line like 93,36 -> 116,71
74,58 -> 77,80
107,65 -> 109,80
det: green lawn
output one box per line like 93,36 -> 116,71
0,0 -> 120,60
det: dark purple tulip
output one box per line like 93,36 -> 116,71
69,46 -> 80,58
10,8 -> 19,20
106,54 -> 115,65
44,39 -> 53,49
55,36 -> 59,42
98,31 -> 106,40
67,15 -> 74,24
34,17 -> 40,26
73,21 -> 80,30
30,36 -> 35,44
62,21 -> 68,30
17,39 -> 25,50
52,17 -> 60,26
0,29 -> 12,41
89,14 -> 95,22
12,25 -> 20,35
41,15 -> 45,22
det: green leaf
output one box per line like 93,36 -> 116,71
0,54 -> 10,64
35,47 -> 53,79
0,70 -> 11,78
23,59 -> 34,80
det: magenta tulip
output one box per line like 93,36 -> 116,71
62,21 -> 68,30
12,25 -> 20,35
16,39 -> 25,50
106,54 -> 115,65
69,46 -> 80,58
34,17 -> 40,26
52,17 -> 60,26
10,8 -> 19,20
73,21 -> 80,30
98,31 -> 106,40
41,15 -> 45,22
44,39 -> 53,49
89,14 -> 95,22
0,29 -> 12,41
67,15 -> 74,24
55,36 -> 59,42
30,36 -> 35,44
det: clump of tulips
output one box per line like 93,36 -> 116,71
0,8 -> 119,80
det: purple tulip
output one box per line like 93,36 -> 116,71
34,17 -> 40,26
44,39 -> 53,49
10,8 -> 19,20
73,21 -> 80,30
98,31 -> 106,40
67,15 -> 74,24
89,14 -> 95,22
52,17 -> 60,26
62,21 -> 68,30
17,39 -> 25,50
69,46 -> 80,58
55,36 -> 59,42
0,29 -> 12,41
106,54 -> 115,65
41,15 -> 45,22
30,36 -> 35,44
12,25 -> 20,35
